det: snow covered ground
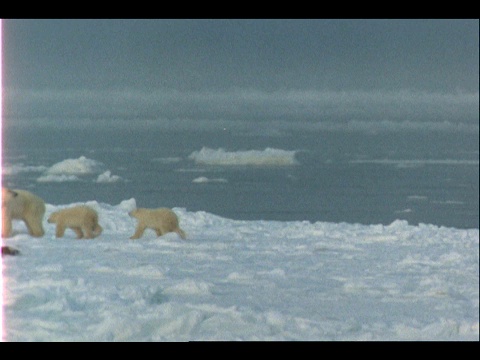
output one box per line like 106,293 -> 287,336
2,199 -> 479,341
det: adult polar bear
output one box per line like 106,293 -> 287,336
2,188 -> 46,238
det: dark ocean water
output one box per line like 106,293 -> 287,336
2,126 -> 479,229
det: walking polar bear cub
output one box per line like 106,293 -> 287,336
48,205 -> 103,239
2,188 -> 46,238
129,207 -> 186,240
2,186 -> 185,241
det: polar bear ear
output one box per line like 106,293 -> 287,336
3,188 -> 18,198
8,189 -> 19,197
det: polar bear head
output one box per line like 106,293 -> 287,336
47,212 -> 59,223
2,188 -> 18,208
129,209 -> 143,219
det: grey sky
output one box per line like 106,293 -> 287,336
3,19 -> 479,131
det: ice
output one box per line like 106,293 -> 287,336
407,195 -> 428,201
44,156 -> 104,175
2,199 -> 478,341
17,156 -> 122,184
192,176 -> 228,184
188,147 -> 299,166
96,170 -> 122,183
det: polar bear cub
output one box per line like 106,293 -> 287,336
48,205 -> 103,239
2,188 -> 46,238
129,207 -> 186,240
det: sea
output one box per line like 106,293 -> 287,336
2,124 -> 479,229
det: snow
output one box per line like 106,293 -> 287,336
2,199 -> 479,341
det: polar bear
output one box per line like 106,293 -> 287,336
129,207 -> 186,240
48,205 -> 103,239
2,188 -> 46,238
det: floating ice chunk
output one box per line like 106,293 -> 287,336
46,156 -> 104,175
96,170 -> 121,183
395,208 -> 413,214
188,147 -> 299,166
192,176 -> 228,184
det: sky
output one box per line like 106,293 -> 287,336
2,19 -> 479,131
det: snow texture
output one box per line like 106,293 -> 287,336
2,199 -> 479,341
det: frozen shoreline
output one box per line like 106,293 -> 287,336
2,199 -> 479,341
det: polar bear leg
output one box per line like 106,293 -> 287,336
55,224 -> 67,238
25,217 -> 45,237
2,214 -> 13,238
154,228 -> 164,237
130,224 -> 146,239
71,227 -> 84,239
93,224 -> 103,237
23,200 -> 45,237
83,226 -> 95,239
175,228 -> 187,240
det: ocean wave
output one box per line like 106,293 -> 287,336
188,147 -> 299,166
36,174 -> 81,183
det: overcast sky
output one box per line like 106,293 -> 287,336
2,19 -> 479,130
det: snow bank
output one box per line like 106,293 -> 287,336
2,200 -> 478,341
188,147 -> 299,166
